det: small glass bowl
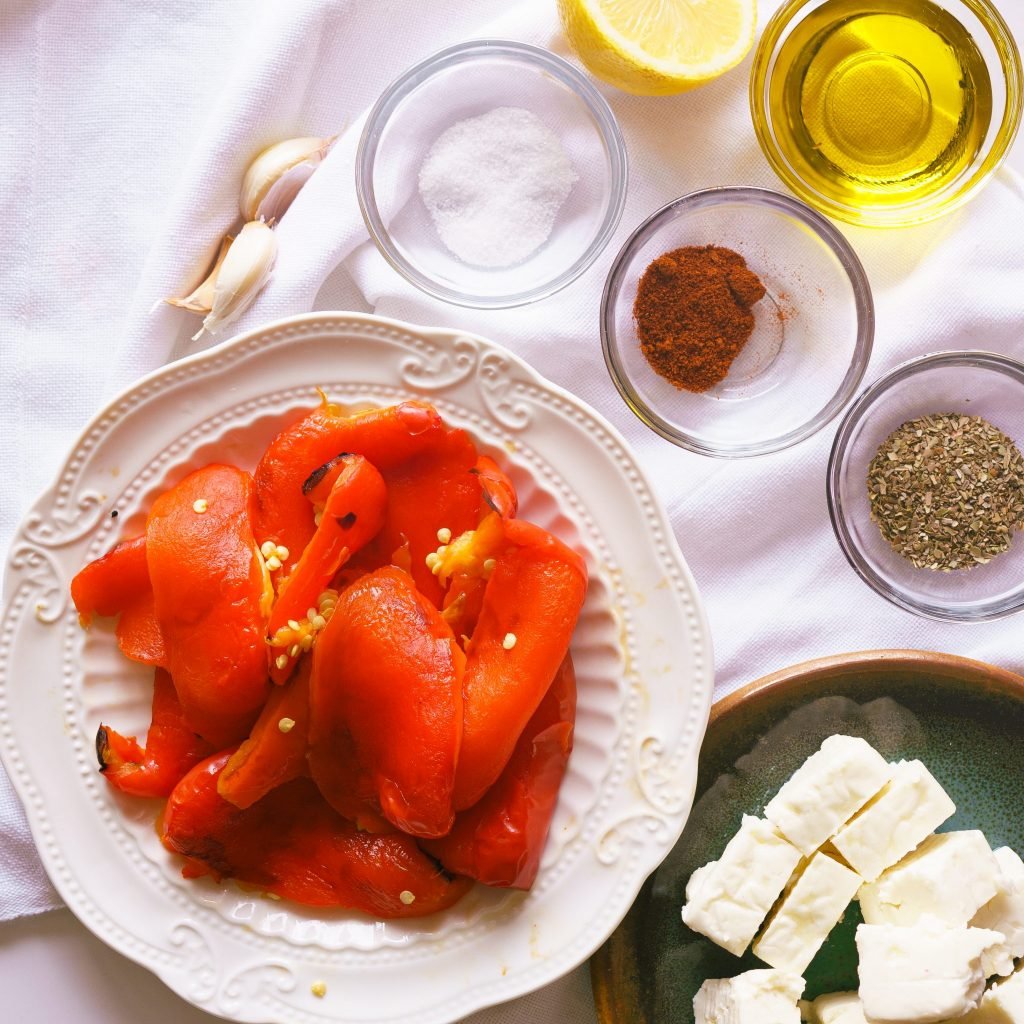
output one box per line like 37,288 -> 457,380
750,0 -> 1023,227
356,40 -> 628,309
601,187 -> 874,458
828,351 -> 1024,621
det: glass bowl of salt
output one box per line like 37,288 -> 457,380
356,39 -> 628,309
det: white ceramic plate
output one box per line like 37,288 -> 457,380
0,313 -> 712,1024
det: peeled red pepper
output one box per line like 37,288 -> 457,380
114,591 -> 167,666
161,751 -> 472,917
369,426 -> 482,608
266,454 -> 387,684
309,566 -> 465,838
96,669 -> 213,798
423,655 -> 576,889
70,534 -> 167,666
217,659 -> 311,810
146,465 -> 270,747
253,398 -> 444,578
451,517 -> 587,810
71,533 -> 150,624
305,722 -> 391,833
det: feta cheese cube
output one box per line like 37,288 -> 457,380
830,760 -> 956,882
960,965 -> 1024,1022
753,851 -> 862,974
693,969 -> 804,1024
682,815 -> 803,956
859,831 -> 1001,927
973,847 -> 1024,978
856,920 -> 1004,1023
764,735 -> 891,856
802,991 -> 870,1024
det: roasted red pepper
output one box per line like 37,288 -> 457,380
146,465 -> 270,747
70,533 -> 167,666
423,655 -> 575,889
96,669 -> 213,798
309,566 -> 465,838
253,398 -> 444,577
266,454 -> 386,684
71,533 -> 150,625
368,426 -> 482,608
116,590 -> 166,666
217,658 -> 311,810
450,517 -> 587,810
441,459 -> 518,640
473,454 -> 518,520
161,751 -> 472,917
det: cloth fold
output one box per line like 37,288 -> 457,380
2,1 -> 1023,1020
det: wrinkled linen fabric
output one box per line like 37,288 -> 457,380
1,0 -> 1023,1020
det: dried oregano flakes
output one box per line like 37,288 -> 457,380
867,413 -> 1024,571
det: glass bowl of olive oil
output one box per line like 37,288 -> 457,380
751,0 -> 1022,227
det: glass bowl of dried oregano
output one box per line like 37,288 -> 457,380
828,351 -> 1024,621
601,186 -> 874,457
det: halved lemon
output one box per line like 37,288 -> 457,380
557,0 -> 757,96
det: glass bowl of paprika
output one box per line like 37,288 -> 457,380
600,186 -> 874,458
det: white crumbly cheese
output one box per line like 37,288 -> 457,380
802,991 -> 870,1024
682,815 -> 803,956
830,760 -> 956,881
859,831 -> 1001,927
973,847 -> 1024,978
764,736 -> 891,856
753,851 -> 862,974
856,920 -> 1004,1024
693,968 -> 804,1024
960,965 -> 1024,1022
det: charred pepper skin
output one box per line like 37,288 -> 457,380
146,465 -> 271,748
161,751 -> 472,917
95,668 -> 213,798
423,655 -> 576,889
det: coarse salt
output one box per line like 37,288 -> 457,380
418,106 -> 578,268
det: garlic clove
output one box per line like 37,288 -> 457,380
166,235 -> 233,314
196,220 -> 276,340
239,136 -> 334,222
257,160 -> 319,225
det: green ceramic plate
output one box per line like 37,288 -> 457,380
590,649 -> 1024,1024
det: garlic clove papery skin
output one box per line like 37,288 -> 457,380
256,160 -> 318,224
166,235 -> 233,314
196,220 -> 276,340
239,136 -> 334,222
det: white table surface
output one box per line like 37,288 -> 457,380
4,12 -> 1024,1024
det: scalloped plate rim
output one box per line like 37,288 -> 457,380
0,310 -> 713,1024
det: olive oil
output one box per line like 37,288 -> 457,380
769,0 -> 992,209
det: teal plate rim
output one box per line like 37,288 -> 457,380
589,648 -> 1024,1024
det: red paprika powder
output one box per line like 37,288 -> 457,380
634,245 -> 766,393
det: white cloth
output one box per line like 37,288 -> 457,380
2,0 -> 1023,1020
